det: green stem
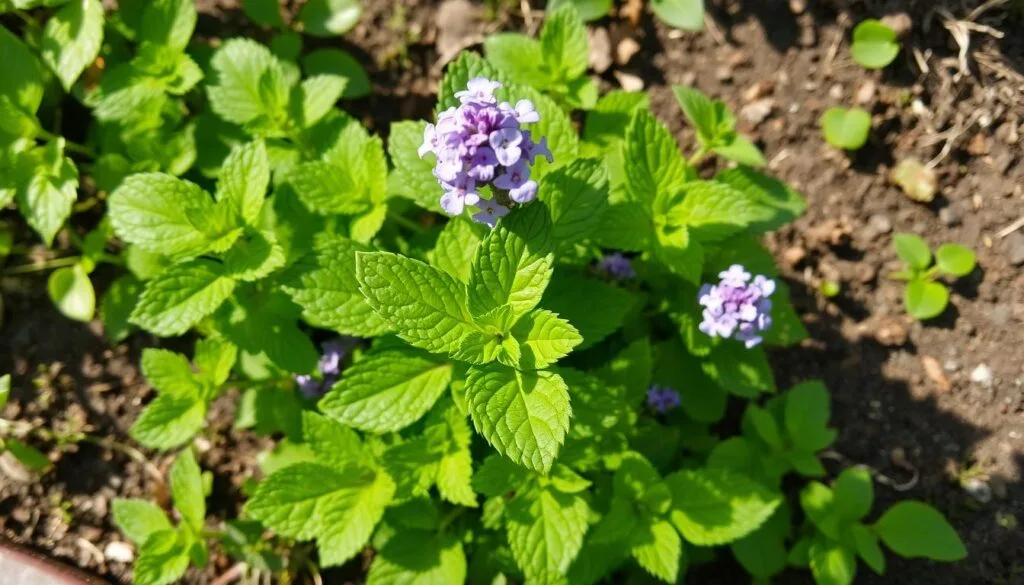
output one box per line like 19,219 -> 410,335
437,507 -> 466,534
13,10 -> 39,29
387,211 -> 427,234
3,255 -> 81,275
687,146 -> 708,167
36,128 -> 96,159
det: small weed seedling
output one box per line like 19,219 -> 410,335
0,375 -> 51,473
850,19 -> 900,70
820,106 -> 872,150
890,233 -> 976,320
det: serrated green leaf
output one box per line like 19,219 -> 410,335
851,20 -> 899,70
663,180 -> 775,243
133,529 -> 191,585
41,0 -> 104,91
367,531 -> 467,585
809,537 -> 857,585
170,448 -> 205,533
540,271 -> 639,350
820,107 -> 871,150
511,309 -> 581,369
247,462 -> 394,566
47,264 -> 95,322
100,275 -> 142,342
214,289 -> 318,374
140,0 -> 196,51
216,140 -> 269,226
507,486 -> 590,582
292,74 -> 347,128
141,348 -> 201,398
713,167 -> 807,231
431,406 -> 477,507
223,229 -> 286,281
517,84 -> 578,178
356,251 -> 480,355
304,48 -> 370,98
131,394 -> 207,450
651,0 -> 704,30
904,279 -> 949,320
631,518 -> 683,583
468,203 -> 554,320
665,468 -> 781,546
473,455 -> 530,498
319,348 -> 452,433
130,260 -> 236,336
282,160 -> 370,216
483,34 -> 549,89
623,109 -> 690,206
672,85 -> 720,145
873,501 -> 966,561
583,90 -> 650,150
194,337 -> 237,386
539,158 -> 609,246
466,365 -> 570,473
547,0 -> 612,21
0,26 -> 44,115
783,381 -> 835,452
17,146 -> 78,246
301,411 -> 365,468
596,198 -> 654,252
280,235 -> 392,337
207,38 -> 290,126
701,341 -> 775,396
540,4 -> 588,81
112,499 -> 173,545
109,173 -> 223,261
712,135 -> 766,167
430,217 -> 487,282
852,523 -> 885,574
387,120 -> 443,212
299,0 -> 361,36
833,467 -> 873,521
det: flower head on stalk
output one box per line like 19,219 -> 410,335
294,337 -> 360,399
646,385 -> 681,413
420,77 -> 552,228
597,252 -> 636,281
697,265 -> 775,348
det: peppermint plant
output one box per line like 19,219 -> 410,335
890,233 -> 976,320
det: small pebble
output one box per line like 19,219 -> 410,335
881,12 -> 913,38
588,28 -> 613,73
740,98 -> 774,127
104,541 -> 134,563
615,37 -> 641,66
715,65 -> 733,82
613,71 -> 644,92
868,214 -> 893,234
939,206 -> 962,227
962,477 -> 992,504
990,305 -> 1013,326
1005,232 -> 1024,266
855,81 -> 877,105
970,364 -> 994,387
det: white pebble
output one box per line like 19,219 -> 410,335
104,541 -> 134,563
970,364 -> 993,387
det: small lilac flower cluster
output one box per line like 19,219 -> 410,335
646,385 -> 681,413
597,253 -> 636,281
698,265 -> 775,349
419,77 -> 553,228
294,337 -> 359,399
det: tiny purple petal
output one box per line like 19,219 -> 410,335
696,266 -> 775,348
508,180 -> 538,203
471,198 -> 510,229
513,99 -> 540,124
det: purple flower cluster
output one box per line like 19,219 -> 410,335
698,265 -> 775,349
294,337 -> 359,399
419,77 -> 553,228
646,385 -> 681,413
597,253 -> 636,280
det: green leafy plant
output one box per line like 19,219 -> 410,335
890,233 -> 976,320
651,0 -> 705,30
674,85 -> 768,167
547,0 -> 613,22
850,19 -> 900,69
0,374 -> 51,472
820,106 -> 872,150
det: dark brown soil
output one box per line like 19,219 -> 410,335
2,1 -> 1022,584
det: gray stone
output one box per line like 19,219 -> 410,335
1006,231 -> 1024,266
939,205 -> 962,227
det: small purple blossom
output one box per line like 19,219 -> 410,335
598,253 -> 636,280
294,337 -> 360,399
420,77 -> 550,228
646,385 -> 681,413
698,265 -> 775,348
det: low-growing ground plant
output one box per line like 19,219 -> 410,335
890,233 -> 976,320
850,19 -> 901,69
820,106 -> 872,150
0,3 -> 967,585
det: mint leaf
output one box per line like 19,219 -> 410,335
169,448 -> 205,534
319,347 -> 452,433
48,264 -> 95,322
623,109 -> 690,206
109,173 -> 222,261
511,309 -> 582,369
596,199 -> 654,252
194,337 -> 237,386
41,0 -> 104,91
216,140 -> 269,226
548,0 -> 612,21
714,167 -> 808,232
430,217 -> 487,282
712,135 -> 766,168
672,85 -> 719,146
507,486 -> 590,582
540,4 -> 588,81
300,411 -> 366,468
483,34 -> 548,89
665,468 -> 781,546
130,260 -> 236,336
298,0 -> 361,37
662,180 -> 772,243
112,499 -> 173,545
584,90 -> 650,150
631,519 -> 683,583
207,39 -> 290,126
833,467 -> 873,521
131,394 -> 206,450
356,251 -> 480,356
101,275 -> 143,342
783,381 -> 836,452
246,462 -> 395,567
242,0 -> 284,28
282,161 -> 370,215
367,532 -> 467,585
539,158 -> 609,246
215,289 -> 318,375
873,501 -> 966,561
651,0 -> 705,31
0,28 -> 44,115
303,49 -> 370,98
387,120 -> 443,212
437,52 -> 503,113
292,74 -> 347,128
430,406 -> 477,507
280,235 -> 392,337
809,537 -> 857,585
133,529 -> 192,585
467,203 -> 554,320
17,144 -> 78,246
518,85 -> 578,178
852,523 -> 886,574
541,271 -> 639,350
473,455 -> 530,498
142,348 -> 204,398
702,341 -> 775,397
223,230 -> 286,281
140,0 -> 196,51
466,365 -> 570,473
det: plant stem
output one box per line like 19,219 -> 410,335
438,507 -> 466,533
387,211 -> 427,234
687,147 -> 708,167
3,255 -> 81,275
36,128 -> 96,159
13,10 -> 39,28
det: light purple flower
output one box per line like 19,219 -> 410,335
295,375 -> 321,399
598,253 -> 636,280
698,264 -> 775,348
420,78 -> 551,227
646,385 -> 680,413
472,198 -> 510,229
295,337 -> 360,399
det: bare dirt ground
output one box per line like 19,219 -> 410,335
1,0 -> 1022,583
